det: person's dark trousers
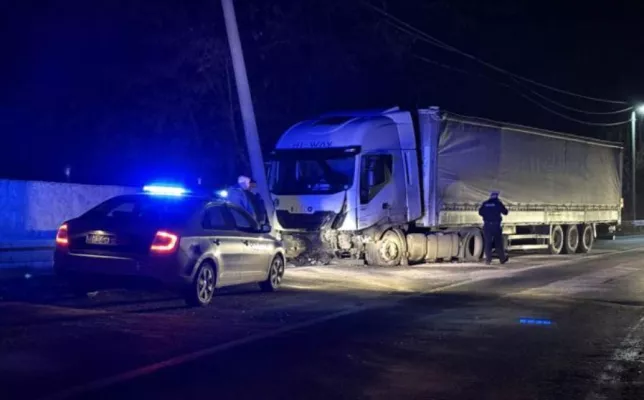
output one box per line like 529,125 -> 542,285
483,222 -> 507,264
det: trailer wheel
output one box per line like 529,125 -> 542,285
461,229 -> 484,261
563,225 -> 579,254
366,230 -> 403,266
549,225 -> 565,255
577,224 -> 594,253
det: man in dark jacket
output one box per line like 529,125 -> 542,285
249,179 -> 268,226
478,191 -> 509,265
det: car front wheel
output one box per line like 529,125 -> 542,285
259,255 -> 285,292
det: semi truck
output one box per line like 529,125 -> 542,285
266,107 -> 622,266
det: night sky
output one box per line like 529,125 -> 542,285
1,0 -> 643,186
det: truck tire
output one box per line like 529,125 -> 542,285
365,230 -> 403,267
391,228 -> 409,266
563,225 -> 579,254
577,224 -> 594,253
549,225 -> 564,255
460,229 -> 484,262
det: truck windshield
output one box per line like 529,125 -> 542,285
270,149 -> 357,195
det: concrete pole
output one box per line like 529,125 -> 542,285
631,110 -> 637,221
220,0 -> 275,225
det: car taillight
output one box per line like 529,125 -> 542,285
150,231 -> 179,253
55,224 -> 69,246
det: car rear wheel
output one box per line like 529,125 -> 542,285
260,255 -> 285,292
185,262 -> 216,307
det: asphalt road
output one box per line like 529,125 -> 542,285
2,238 -> 644,400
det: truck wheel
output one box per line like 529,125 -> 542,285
563,225 -> 579,254
577,224 -> 594,253
366,230 -> 403,266
461,229 -> 484,261
549,225 -> 564,255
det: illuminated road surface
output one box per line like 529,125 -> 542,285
2,238 -> 644,399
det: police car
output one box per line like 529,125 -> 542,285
54,185 -> 285,306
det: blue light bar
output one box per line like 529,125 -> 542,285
143,185 -> 188,196
216,190 -> 229,198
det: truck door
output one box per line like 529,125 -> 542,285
357,152 -> 406,229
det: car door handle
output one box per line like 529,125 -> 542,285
211,239 -> 220,245
242,240 -> 249,246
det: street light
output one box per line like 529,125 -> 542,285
630,104 -> 644,220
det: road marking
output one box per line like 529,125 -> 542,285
40,245 -> 644,400
585,314 -> 644,400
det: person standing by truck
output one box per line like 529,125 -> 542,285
479,191 -> 509,265
249,179 -> 268,226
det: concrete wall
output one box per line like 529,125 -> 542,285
0,179 -> 138,271
0,179 -> 136,243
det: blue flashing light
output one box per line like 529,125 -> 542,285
519,318 -> 552,326
216,189 -> 229,198
143,185 -> 188,196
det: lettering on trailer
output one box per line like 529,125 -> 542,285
292,141 -> 333,149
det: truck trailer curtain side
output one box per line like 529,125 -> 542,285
435,114 -> 623,210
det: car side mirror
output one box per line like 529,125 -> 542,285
260,224 -> 272,233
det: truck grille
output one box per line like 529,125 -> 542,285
276,210 -> 336,231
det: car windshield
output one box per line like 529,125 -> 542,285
82,194 -> 203,224
270,149 -> 357,195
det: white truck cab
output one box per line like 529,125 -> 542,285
268,108 -> 424,258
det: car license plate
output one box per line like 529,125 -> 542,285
86,234 -> 116,245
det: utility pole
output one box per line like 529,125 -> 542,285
220,0 -> 274,225
632,110 -> 637,221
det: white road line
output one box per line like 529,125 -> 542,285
40,246 -> 644,400
585,314 -> 644,400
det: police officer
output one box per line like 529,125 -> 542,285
478,191 -> 509,265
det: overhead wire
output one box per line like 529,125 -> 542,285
362,1 -> 630,106
519,85 -> 633,115
414,55 -> 632,127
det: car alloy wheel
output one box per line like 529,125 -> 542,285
260,256 -> 285,292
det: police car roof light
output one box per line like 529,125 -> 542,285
216,190 -> 229,198
143,185 -> 187,196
